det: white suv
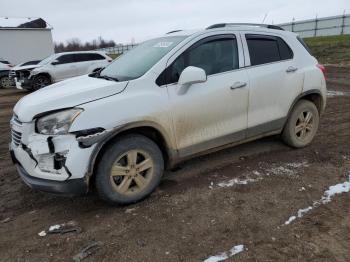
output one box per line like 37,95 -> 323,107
11,51 -> 112,90
10,24 -> 327,204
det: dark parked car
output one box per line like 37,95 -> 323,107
0,60 -> 14,89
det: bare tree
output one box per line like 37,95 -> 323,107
54,37 -> 116,52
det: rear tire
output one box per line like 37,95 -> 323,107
95,134 -> 164,205
282,100 -> 319,148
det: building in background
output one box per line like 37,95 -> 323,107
0,17 -> 54,65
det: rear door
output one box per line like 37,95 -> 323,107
75,53 -> 107,75
242,33 -> 304,137
73,54 -> 91,75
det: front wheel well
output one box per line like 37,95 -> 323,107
33,72 -> 52,81
90,126 -> 170,187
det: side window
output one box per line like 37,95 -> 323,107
74,54 -> 87,62
88,53 -> 106,61
246,34 -> 293,66
74,53 -> 106,62
56,54 -> 75,64
188,39 -> 238,75
161,36 -> 239,85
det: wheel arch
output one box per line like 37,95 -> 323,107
86,122 -> 177,187
33,72 -> 53,82
288,89 -> 324,117
283,89 -> 324,130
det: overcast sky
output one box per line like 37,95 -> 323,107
1,0 -> 349,44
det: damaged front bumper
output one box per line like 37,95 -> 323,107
13,76 -> 34,90
10,150 -> 87,195
10,117 -> 97,196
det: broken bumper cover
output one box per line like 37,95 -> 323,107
13,76 -> 35,90
10,149 -> 88,196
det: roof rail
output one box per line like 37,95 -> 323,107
206,23 -> 284,31
166,30 -> 183,34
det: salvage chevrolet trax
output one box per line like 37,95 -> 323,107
10,24 -> 327,204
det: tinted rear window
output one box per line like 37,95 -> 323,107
246,34 -> 293,66
57,54 -> 75,64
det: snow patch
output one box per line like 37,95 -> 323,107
284,216 -> 296,225
38,231 -> 47,237
204,245 -> 245,262
217,161 -> 308,188
217,177 -> 261,188
284,175 -> 350,225
49,224 -> 61,231
321,179 -> 350,203
327,90 -> 346,97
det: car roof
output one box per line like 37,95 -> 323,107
56,51 -> 106,56
166,25 -> 297,38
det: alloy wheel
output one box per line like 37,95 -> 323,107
295,110 -> 314,141
110,149 -> 154,195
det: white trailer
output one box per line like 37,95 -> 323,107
0,17 -> 54,65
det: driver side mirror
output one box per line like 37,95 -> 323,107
51,59 -> 59,65
178,66 -> 207,87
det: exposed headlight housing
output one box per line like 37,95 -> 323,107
29,69 -> 40,77
36,108 -> 83,135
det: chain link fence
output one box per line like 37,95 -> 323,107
97,43 -> 137,55
99,13 -> 350,55
278,13 -> 350,38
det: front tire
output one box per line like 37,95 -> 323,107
32,75 -> 51,90
95,134 -> 164,205
0,76 -> 13,89
282,100 -> 319,148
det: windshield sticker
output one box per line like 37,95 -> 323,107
153,42 -> 173,48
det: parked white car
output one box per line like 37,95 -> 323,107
10,51 -> 112,90
10,24 -> 326,205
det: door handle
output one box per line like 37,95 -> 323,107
230,82 -> 247,90
286,66 -> 298,73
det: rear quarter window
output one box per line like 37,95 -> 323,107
297,36 -> 312,55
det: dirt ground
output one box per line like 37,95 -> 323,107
0,66 -> 349,262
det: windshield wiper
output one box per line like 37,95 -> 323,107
96,75 -> 119,82
89,71 -> 119,82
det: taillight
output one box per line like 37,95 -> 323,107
316,64 -> 326,79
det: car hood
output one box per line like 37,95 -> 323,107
14,75 -> 128,122
0,64 -> 10,70
12,65 -> 40,71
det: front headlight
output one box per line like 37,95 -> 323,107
36,108 -> 83,135
30,69 -> 40,77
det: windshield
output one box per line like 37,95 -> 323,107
100,36 -> 186,81
38,54 -> 57,66
21,60 -> 41,66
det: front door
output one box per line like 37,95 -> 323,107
166,34 -> 249,157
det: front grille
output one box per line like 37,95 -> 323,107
9,70 -> 16,78
11,115 -> 23,147
11,129 -> 22,147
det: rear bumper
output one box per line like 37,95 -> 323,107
10,149 -> 88,196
